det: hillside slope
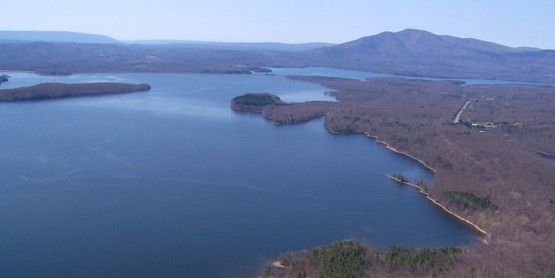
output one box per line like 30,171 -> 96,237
301,29 -> 555,83
0,31 -> 120,44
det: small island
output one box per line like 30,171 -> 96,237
0,74 -> 8,84
230,92 -> 284,112
0,82 -> 151,102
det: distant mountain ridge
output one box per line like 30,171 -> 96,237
0,30 -> 332,51
0,29 -> 553,84
313,29 -> 539,57
301,29 -> 554,83
0,31 -> 120,44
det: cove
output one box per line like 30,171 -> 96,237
0,72 -> 477,277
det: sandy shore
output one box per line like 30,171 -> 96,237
364,132 -> 438,176
389,175 -> 489,240
272,261 -> 288,268
326,127 -> 437,176
369,133 -> 490,239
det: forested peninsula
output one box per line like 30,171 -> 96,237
237,77 -> 555,277
0,82 -> 151,102
231,93 -> 339,124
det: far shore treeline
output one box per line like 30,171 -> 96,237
1,29 -> 555,84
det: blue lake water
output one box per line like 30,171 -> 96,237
270,66 -> 546,85
0,72 -> 477,277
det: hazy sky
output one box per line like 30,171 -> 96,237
1,0 -> 554,49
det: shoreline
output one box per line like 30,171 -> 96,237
326,124 -> 489,240
364,132 -> 438,176
272,261 -> 288,268
325,128 -> 437,176
537,150 -> 555,159
389,175 -> 489,239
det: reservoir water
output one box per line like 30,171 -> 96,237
270,66 -> 544,85
0,72 -> 477,277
